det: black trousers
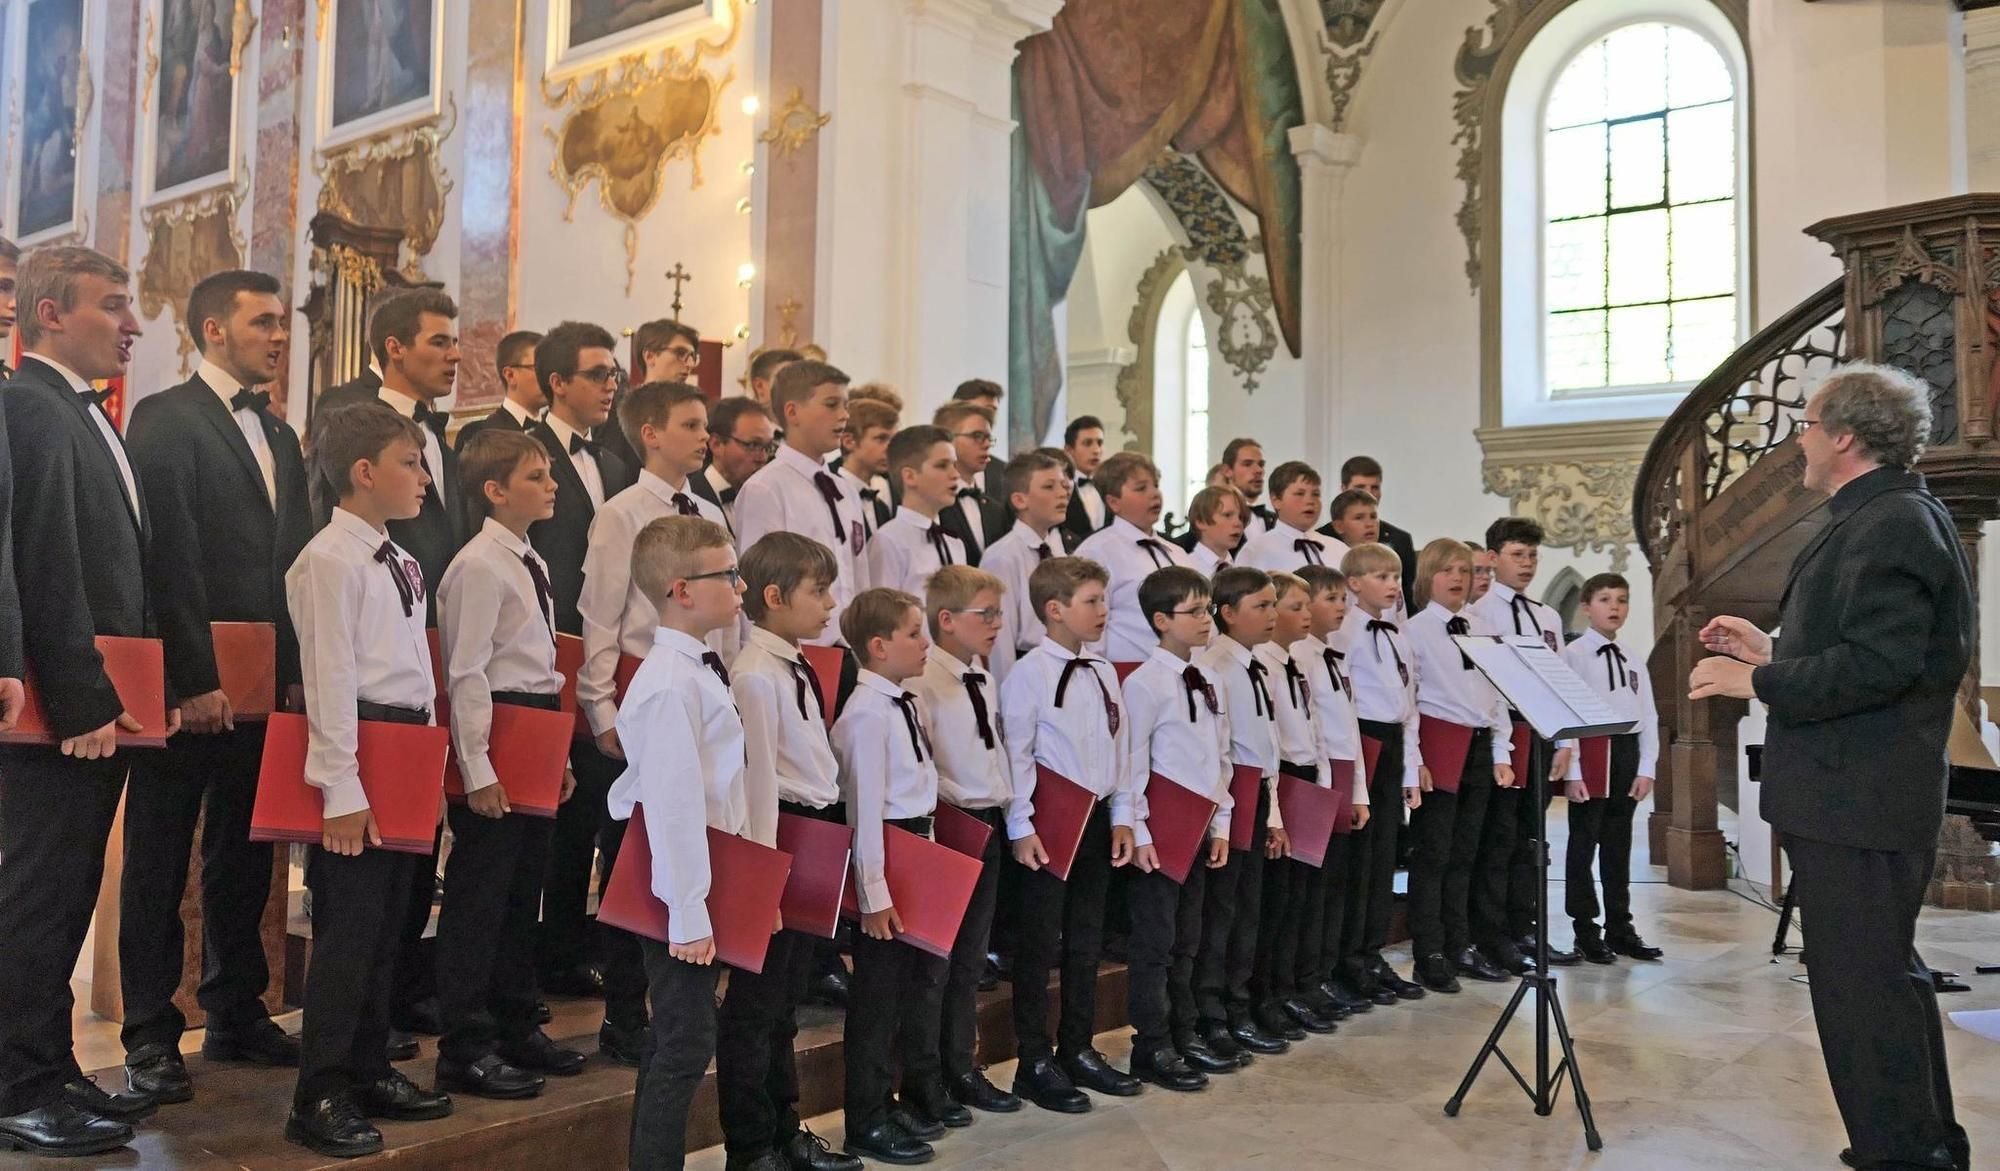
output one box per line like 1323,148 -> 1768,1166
119,724 -> 277,1053
540,738 -> 610,976
437,805 -> 555,1061
297,846 -> 420,1105
630,941 -> 720,1171
555,741 -> 649,1029
1407,730 -> 1499,959
1252,763 -> 1318,1004
846,815 -> 949,1133
1298,829 -> 1351,991
931,804 -> 1005,1086
390,824 -> 442,1017
1126,863 -> 1206,1055
1505,723 -> 1553,939
1566,733 -> 1639,936
1196,783 -> 1267,1025
1011,801 -> 1112,1061
0,748 -> 127,1115
1344,724 -> 1406,968
1786,835 -> 1966,1170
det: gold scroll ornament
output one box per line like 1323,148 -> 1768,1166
138,173 -> 251,374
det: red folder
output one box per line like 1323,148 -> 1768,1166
1361,735 -> 1383,785
599,808 -> 793,974
1113,661 -> 1142,686
1417,715 -> 1475,795
213,622 -> 277,718
1227,763 -> 1263,851
2,635 -> 169,747
1510,721 -> 1534,773
1277,773 -> 1342,868
839,825 -> 983,958
800,644 -> 845,728
933,803 -> 994,860
775,812 -> 854,938
1143,772 -> 1219,884
1578,736 -> 1611,800
1327,758 -> 1357,835
249,712 -> 449,853
1029,764 -> 1097,881
441,703 -> 575,817
556,632 -> 643,740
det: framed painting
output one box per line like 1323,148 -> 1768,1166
547,0 -> 723,81
12,0 -> 90,243
143,0 -> 243,205
317,0 -> 444,151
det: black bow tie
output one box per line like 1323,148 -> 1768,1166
569,432 -> 600,458
1320,646 -> 1348,696
962,670 -> 995,749
374,541 -> 420,617
1182,664 -> 1219,722
522,553 -> 556,644
1137,538 -> 1173,569
1508,593 -> 1546,637
230,387 -> 272,414
412,402 -> 447,439
893,692 -> 933,762
926,523 -> 957,566
719,484 -> 740,505
1245,658 -> 1275,720
1598,642 -> 1631,691
1445,615 -> 1475,670
958,485 -> 984,503
77,386 -> 114,407
811,471 -> 847,544
701,651 -> 731,687
672,492 -> 700,517
1281,656 -> 1309,711
859,486 -> 879,502
787,654 -> 827,724
1035,541 -> 1053,562
1054,656 -> 1121,735
1295,538 -> 1326,566
1366,619 -> 1410,686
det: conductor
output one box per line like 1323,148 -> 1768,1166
1689,363 -> 1971,1171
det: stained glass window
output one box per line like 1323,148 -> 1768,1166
1545,23 -> 1737,394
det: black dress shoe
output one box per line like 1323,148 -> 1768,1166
0,1100 -> 133,1158
1254,1001 -> 1308,1041
1280,996 -> 1338,1034
948,1069 -> 1020,1113
1321,980 -> 1372,1014
203,1016 -> 303,1067
900,1083 -> 972,1129
842,1118 -> 933,1165
126,1042 -> 194,1104
1576,934 -> 1617,964
598,1020 -> 647,1067
62,1075 -> 156,1122
1131,1047 -> 1207,1092
1485,943 -> 1536,977
1518,933 -> 1581,966
541,962 -> 606,998
782,1125 -> 865,1171
808,968 -> 850,1008
1177,1038 -> 1236,1074
887,1104 -> 945,1140
436,1053 -> 544,1099
728,1151 -> 791,1171
1416,954 -> 1462,994
358,1070 -> 452,1120
1228,1018 -> 1290,1055
534,1000 -> 553,1025
386,1029 -> 420,1062
1062,1047 -> 1142,1096
285,1093 -> 382,1159
1012,1055 -> 1090,1114
1343,962 -> 1381,996
499,1029 -> 587,1075
1374,966 -> 1427,1000
1451,946 -> 1510,982
392,997 -> 444,1036
1608,931 -> 1664,961
1198,1022 -> 1246,1064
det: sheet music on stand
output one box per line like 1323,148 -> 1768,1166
1452,634 -> 1637,742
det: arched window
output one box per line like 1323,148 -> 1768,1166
1182,305 -> 1211,509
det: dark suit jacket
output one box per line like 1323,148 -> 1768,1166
1753,467 -> 1972,853
527,422 -> 636,635
318,367 -> 382,414
312,380 -> 463,619
453,403 -> 534,453
827,456 -> 893,534
127,376 -> 314,695
938,475 -> 1012,567
0,369 -> 19,681
3,359 -> 153,736
1062,481 -> 1109,548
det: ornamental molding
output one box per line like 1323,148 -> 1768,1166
314,98 -> 458,282
1141,153 -> 1281,392
139,171 -> 251,375
1482,451 -> 1641,571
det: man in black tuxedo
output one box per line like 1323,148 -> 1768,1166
452,329 -> 544,452
0,245 -> 165,1157
936,400 -> 1010,565
1061,415 -> 1109,545
1692,364 -> 1971,1171
1176,436 -> 1271,552
1325,455 -> 1417,603
120,271 -> 313,1105
525,321 -> 638,1002
696,396 -> 777,537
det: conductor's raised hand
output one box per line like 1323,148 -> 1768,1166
1699,615 -> 1772,665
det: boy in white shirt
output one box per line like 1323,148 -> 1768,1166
1121,567 -> 1235,1092
1239,463 -> 1347,574
1073,453 -> 1193,665
863,425 -> 967,595
1290,566 -> 1371,1020
1186,486 -> 1248,577
981,449 -> 1072,685
835,396 -> 897,539
1561,573 -> 1664,964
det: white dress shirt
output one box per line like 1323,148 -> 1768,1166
862,506 -> 966,596
498,397 -> 540,427
1408,601 -> 1511,765
981,520 -> 1061,686
1334,606 -> 1423,788
543,413 -> 605,509
1469,580 -> 1580,776
1074,476 -> 1106,530
734,444 -> 869,644
1189,543 -> 1232,577
576,469 -> 732,735
438,519 -> 563,793
1075,516 -> 1195,664
1253,640 -> 1319,768
378,385 -> 448,511
1293,635 -> 1367,804
954,469 -> 992,550
833,669 -> 941,914
286,507 -> 436,819
1240,520 -> 1348,575
1201,635 -> 1284,828
32,352 -> 141,516
837,464 -> 884,539
731,625 -> 841,845
1121,647 -> 1232,848
908,645 -> 1011,810
1563,627 -> 1661,777
200,359 -> 276,502
999,637 -> 1135,842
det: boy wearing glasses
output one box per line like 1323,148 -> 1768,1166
636,318 -> 702,387
936,401 -> 1008,564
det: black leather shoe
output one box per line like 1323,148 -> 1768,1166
842,1119 -> 933,1165
782,1125 -> 865,1171
1576,933 -> 1617,964
1280,996 -> 1338,1034
948,1069 -> 1020,1113
1321,980 -> 1372,1014
1012,1055 -> 1090,1114
541,962 -> 606,998
499,1029 -> 587,1075
1485,943 -> 1536,977
1062,1048 -> 1142,1097
1416,953 -> 1462,994
1451,946 -> 1510,982
886,1103 -> 943,1141
62,1075 -> 156,1122
436,1053 -> 543,1099
1178,1038 -> 1236,1074
386,1029 -> 420,1062
1519,933 -> 1581,966
1131,1046 -> 1206,1092
533,1000 -> 552,1025
0,1100 -> 133,1158
808,968 -> 850,1008
1839,1145 -> 1963,1171
900,1083 -> 971,1129
125,1042 -> 194,1104
392,997 -> 444,1036
1343,962 -> 1381,996
1253,1001 -> 1308,1041
203,1016 -> 302,1067
598,1020 -> 647,1067
728,1151 -> 791,1171
1608,932 -> 1664,961
1228,1018 -> 1290,1055
285,1093 -> 382,1159
1373,965 -> 1427,1000
358,1070 -> 452,1120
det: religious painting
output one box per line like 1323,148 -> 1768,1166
14,0 -> 89,242
547,0 -> 721,80
318,0 -> 443,150
145,0 -> 241,203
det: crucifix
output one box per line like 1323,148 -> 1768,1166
666,262 -> 693,321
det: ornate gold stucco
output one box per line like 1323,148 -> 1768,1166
313,96 -> 458,281
138,174 -> 251,373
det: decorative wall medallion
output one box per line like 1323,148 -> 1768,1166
1452,0 -> 1538,288
138,172 -> 249,374
1483,454 -> 1640,570
757,85 -> 829,159
314,96 -> 457,280
1321,29 -> 1376,132
1319,0 -> 1386,50
1141,152 -> 1281,392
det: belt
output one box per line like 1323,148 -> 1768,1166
1279,760 -> 1319,782
946,803 -> 1006,826
357,701 -> 429,725
491,690 -> 562,712
886,814 -> 934,837
1356,718 -> 1401,739
780,799 -> 843,824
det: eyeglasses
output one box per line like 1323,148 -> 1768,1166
1798,417 -> 1821,432
573,366 -> 616,385
1169,605 -> 1210,617
955,430 -> 994,446
502,363 -> 536,373
724,435 -> 781,457
947,607 -> 1003,624
685,567 -> 744,588
665,345 -> 701,367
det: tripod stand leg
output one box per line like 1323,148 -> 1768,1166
1444,974 -> 1531,1117
1545,979 -> 1602,1151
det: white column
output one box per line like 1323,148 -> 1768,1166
1287,124 -> 1363,480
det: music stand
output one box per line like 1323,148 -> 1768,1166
1439,636 -> 1636,1152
